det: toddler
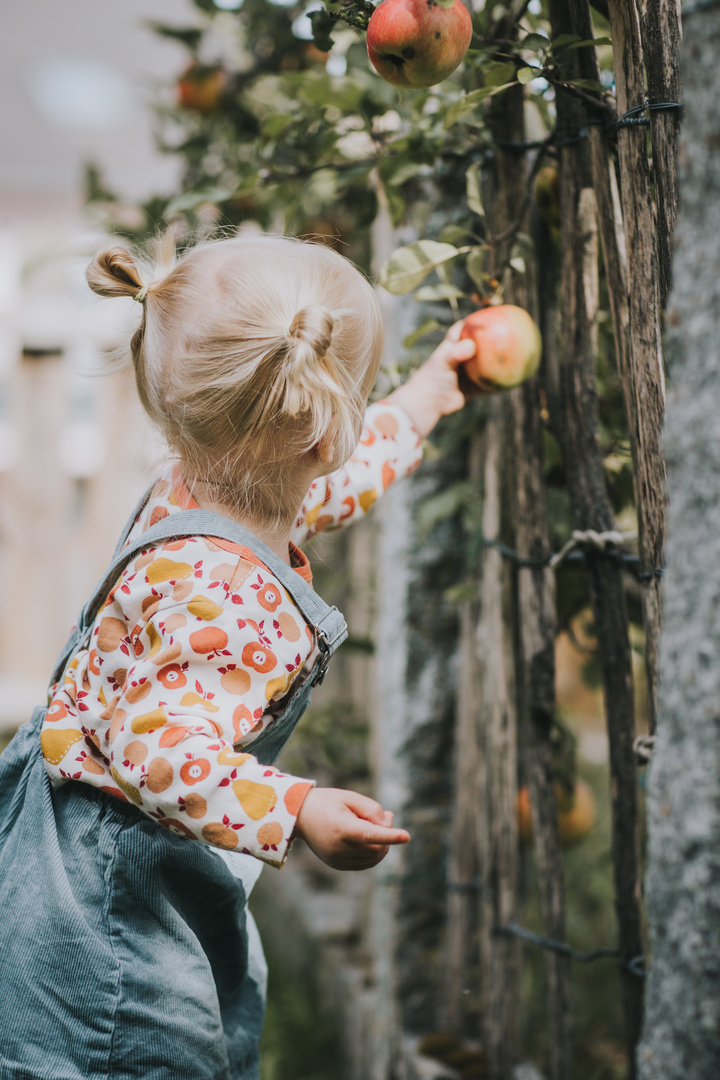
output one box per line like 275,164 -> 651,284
0,233 -> 474,1080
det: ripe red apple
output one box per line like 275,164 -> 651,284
517,780 -> 597,845
366,0 -> 473,89
176,65 -> 228,112
459,304 -> 542,392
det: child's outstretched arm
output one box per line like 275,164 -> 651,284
293,788 -> 410,870
293,324 -> 475,544
385,321 -> 476,438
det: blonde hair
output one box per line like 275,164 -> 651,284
87,234 -> 384,526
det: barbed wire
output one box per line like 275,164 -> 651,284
608,100 -> 682,128
633,734 -> 656,764
480,529 -> 664,580
495,100 -> 682,153
492,921 -> 646,977
376,887 -> 647,975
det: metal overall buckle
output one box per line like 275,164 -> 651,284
313,608 -> 345,686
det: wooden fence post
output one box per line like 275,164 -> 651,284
637,0 -> 682,312
605,0 -> 668,737
475,404 -> 520,1080
443,450 -> 482,1035
549,1 -> 646,1072
485,74 -> 574,1080
511,376 -> 573,1080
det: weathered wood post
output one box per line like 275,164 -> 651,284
604,0 -> 668,739
549,0 -> 645,1071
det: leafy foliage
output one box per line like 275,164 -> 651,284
87,0 -> 616,284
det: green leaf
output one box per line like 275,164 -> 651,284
466,248 -> 487,290
484,62 -> 517,87
520,32 -> 551,51
308,9 -> 335,53
146,22 -> 203,50
563,36 -> 612,52
436,261 -> 453,286
261,114 -> 295,139
444,582 -> 478,604
378,241 -> 459,295
565,77 -> 605,91
466,164 -> 485,218
387,161 -> 427,187
298,75 -> 363,112
415,284 -> 466,302
509,256 -> 526,274
84,162 -> 118,204
551,33 -> 582,50
164,186 -> 232,217
417,480 -> 478,539
439,224 -> 473,245
382,182 -> 406,228
403,319 -> 442,349
517,65 -> 541,84
444,82 -> 517,128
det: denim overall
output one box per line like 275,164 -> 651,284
0,492 -> 347,1080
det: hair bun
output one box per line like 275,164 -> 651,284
86,246 -> 145,301
280,305 -> 337,418
287,305 -> 334,363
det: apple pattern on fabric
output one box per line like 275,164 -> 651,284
42,402 -> 422,868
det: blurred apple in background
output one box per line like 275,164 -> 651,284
177,64 -> 228,112
517,779 -> 597,845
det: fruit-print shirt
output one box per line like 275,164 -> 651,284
42,402 -> 422,868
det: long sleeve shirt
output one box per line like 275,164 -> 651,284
41,402 -> 422,867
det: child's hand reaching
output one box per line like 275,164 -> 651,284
294,787 -> 410,871
386,321 -> 476,439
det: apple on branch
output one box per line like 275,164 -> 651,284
176,64 -> 228,112
366,0 -> 473,89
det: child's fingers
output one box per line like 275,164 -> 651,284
345,819 -> 411,847
430,336 -> 476,371
445,338 -> 476,368
340,791 -> 410,844
342,790 -> 390,826
446,319 -> 466,342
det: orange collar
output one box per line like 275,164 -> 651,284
169,467 -> 313,584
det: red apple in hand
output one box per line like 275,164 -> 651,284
459,305 -> 542,392
367,0 -> 473,89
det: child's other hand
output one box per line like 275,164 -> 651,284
386,322 -> 476,439
294,787 -> 410,871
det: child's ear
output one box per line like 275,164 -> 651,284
316,432 -> 336,464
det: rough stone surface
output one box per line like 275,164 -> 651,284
637,10 -> 720,1078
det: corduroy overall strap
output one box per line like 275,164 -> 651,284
49,487 -> 347,688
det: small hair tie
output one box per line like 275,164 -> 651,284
134,284 -> 149,305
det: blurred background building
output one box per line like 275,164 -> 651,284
0,0 -> 190,730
